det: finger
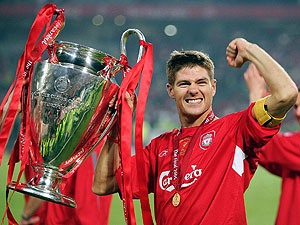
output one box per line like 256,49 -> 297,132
226,50 -> 237,60
226,56 -> 235,67
226,47 -> 236,55
108,94 -> 117,108
243,71 -> 250,81
131,92 -> 137,102
226,52 -> 235,58
228,39 -> 237,48
125,91 -> 131,101
125,92 -> 132,107
226,46 -> 237,56
29,216 -> 40,224
23,77 -> 29,86
227,41 -> 237,51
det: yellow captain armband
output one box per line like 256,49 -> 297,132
253,95 -> 286,127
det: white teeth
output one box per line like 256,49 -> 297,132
187,99 -> 202,103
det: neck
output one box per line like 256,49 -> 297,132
181,108 -> 213,128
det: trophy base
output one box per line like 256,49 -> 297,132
7,182 -> 77,208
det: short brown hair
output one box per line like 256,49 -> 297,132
166,50 -> 215,86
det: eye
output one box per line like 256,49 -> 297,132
178,81 -> 190,87
197,80 -> 208,85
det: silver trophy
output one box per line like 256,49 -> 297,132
7,29 -> 145,208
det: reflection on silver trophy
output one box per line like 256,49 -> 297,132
7,29 -> 145,208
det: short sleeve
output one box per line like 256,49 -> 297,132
242,103 -> 281,151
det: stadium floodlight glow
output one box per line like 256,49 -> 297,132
92,15 -> 104,26
164,25 -> 177,37
114,15 -> 126,26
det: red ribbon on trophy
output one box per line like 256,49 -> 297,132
134,41 -> 154,225
0,4 -> 65,225
117,40 -> 154,225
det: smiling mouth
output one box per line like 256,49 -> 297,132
186,98 -> 203,103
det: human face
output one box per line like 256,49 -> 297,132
294,92 -> 300,125
166,66 -> 216,127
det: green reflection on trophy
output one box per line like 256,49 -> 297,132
7,29 -> 145,208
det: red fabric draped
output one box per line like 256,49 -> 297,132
117,40 -> 154,225
0,4 -> 65,225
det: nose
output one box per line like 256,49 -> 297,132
188,83 -> 199,95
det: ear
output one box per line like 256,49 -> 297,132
166,83 -> 175,99
211,79 -> 217,97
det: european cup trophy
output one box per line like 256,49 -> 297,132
7,29 -> 146,208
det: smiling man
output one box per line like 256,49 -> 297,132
166,56 -> 216,128
92,38 -> 298,225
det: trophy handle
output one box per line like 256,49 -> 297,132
120,29 -> 146,63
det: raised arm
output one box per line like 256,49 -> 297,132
244,63 -> 270,103
226,38 -> 298,125
92,125 -> 120,195
92,92 -> 137,195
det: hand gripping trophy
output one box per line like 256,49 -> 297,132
0,4 -> 153,210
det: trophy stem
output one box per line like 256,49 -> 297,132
7,166 -> 76,208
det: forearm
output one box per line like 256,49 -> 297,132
92,130 -> 120,195
0,98 -> 10,126
22,197 -> 44,220
246,44 -> 298,117
92,91 -> 136,195
0,90 -> 22,133
0,91 -> 15,129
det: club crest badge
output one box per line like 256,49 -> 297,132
199,130 -> 215,150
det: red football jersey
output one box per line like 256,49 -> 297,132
259,131 -> 300,225
24,142 -> 112,225
116,104 -> 280,225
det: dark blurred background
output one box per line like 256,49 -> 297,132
1,0 -> 300,145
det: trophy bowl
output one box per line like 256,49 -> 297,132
7,29 -> 145,208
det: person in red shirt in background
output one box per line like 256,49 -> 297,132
244,63 -> 300,225
92,38 -> 298,225
20,140 -> 112,225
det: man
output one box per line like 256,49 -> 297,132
92,38 -> 298,224
244,63 -> 300,225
